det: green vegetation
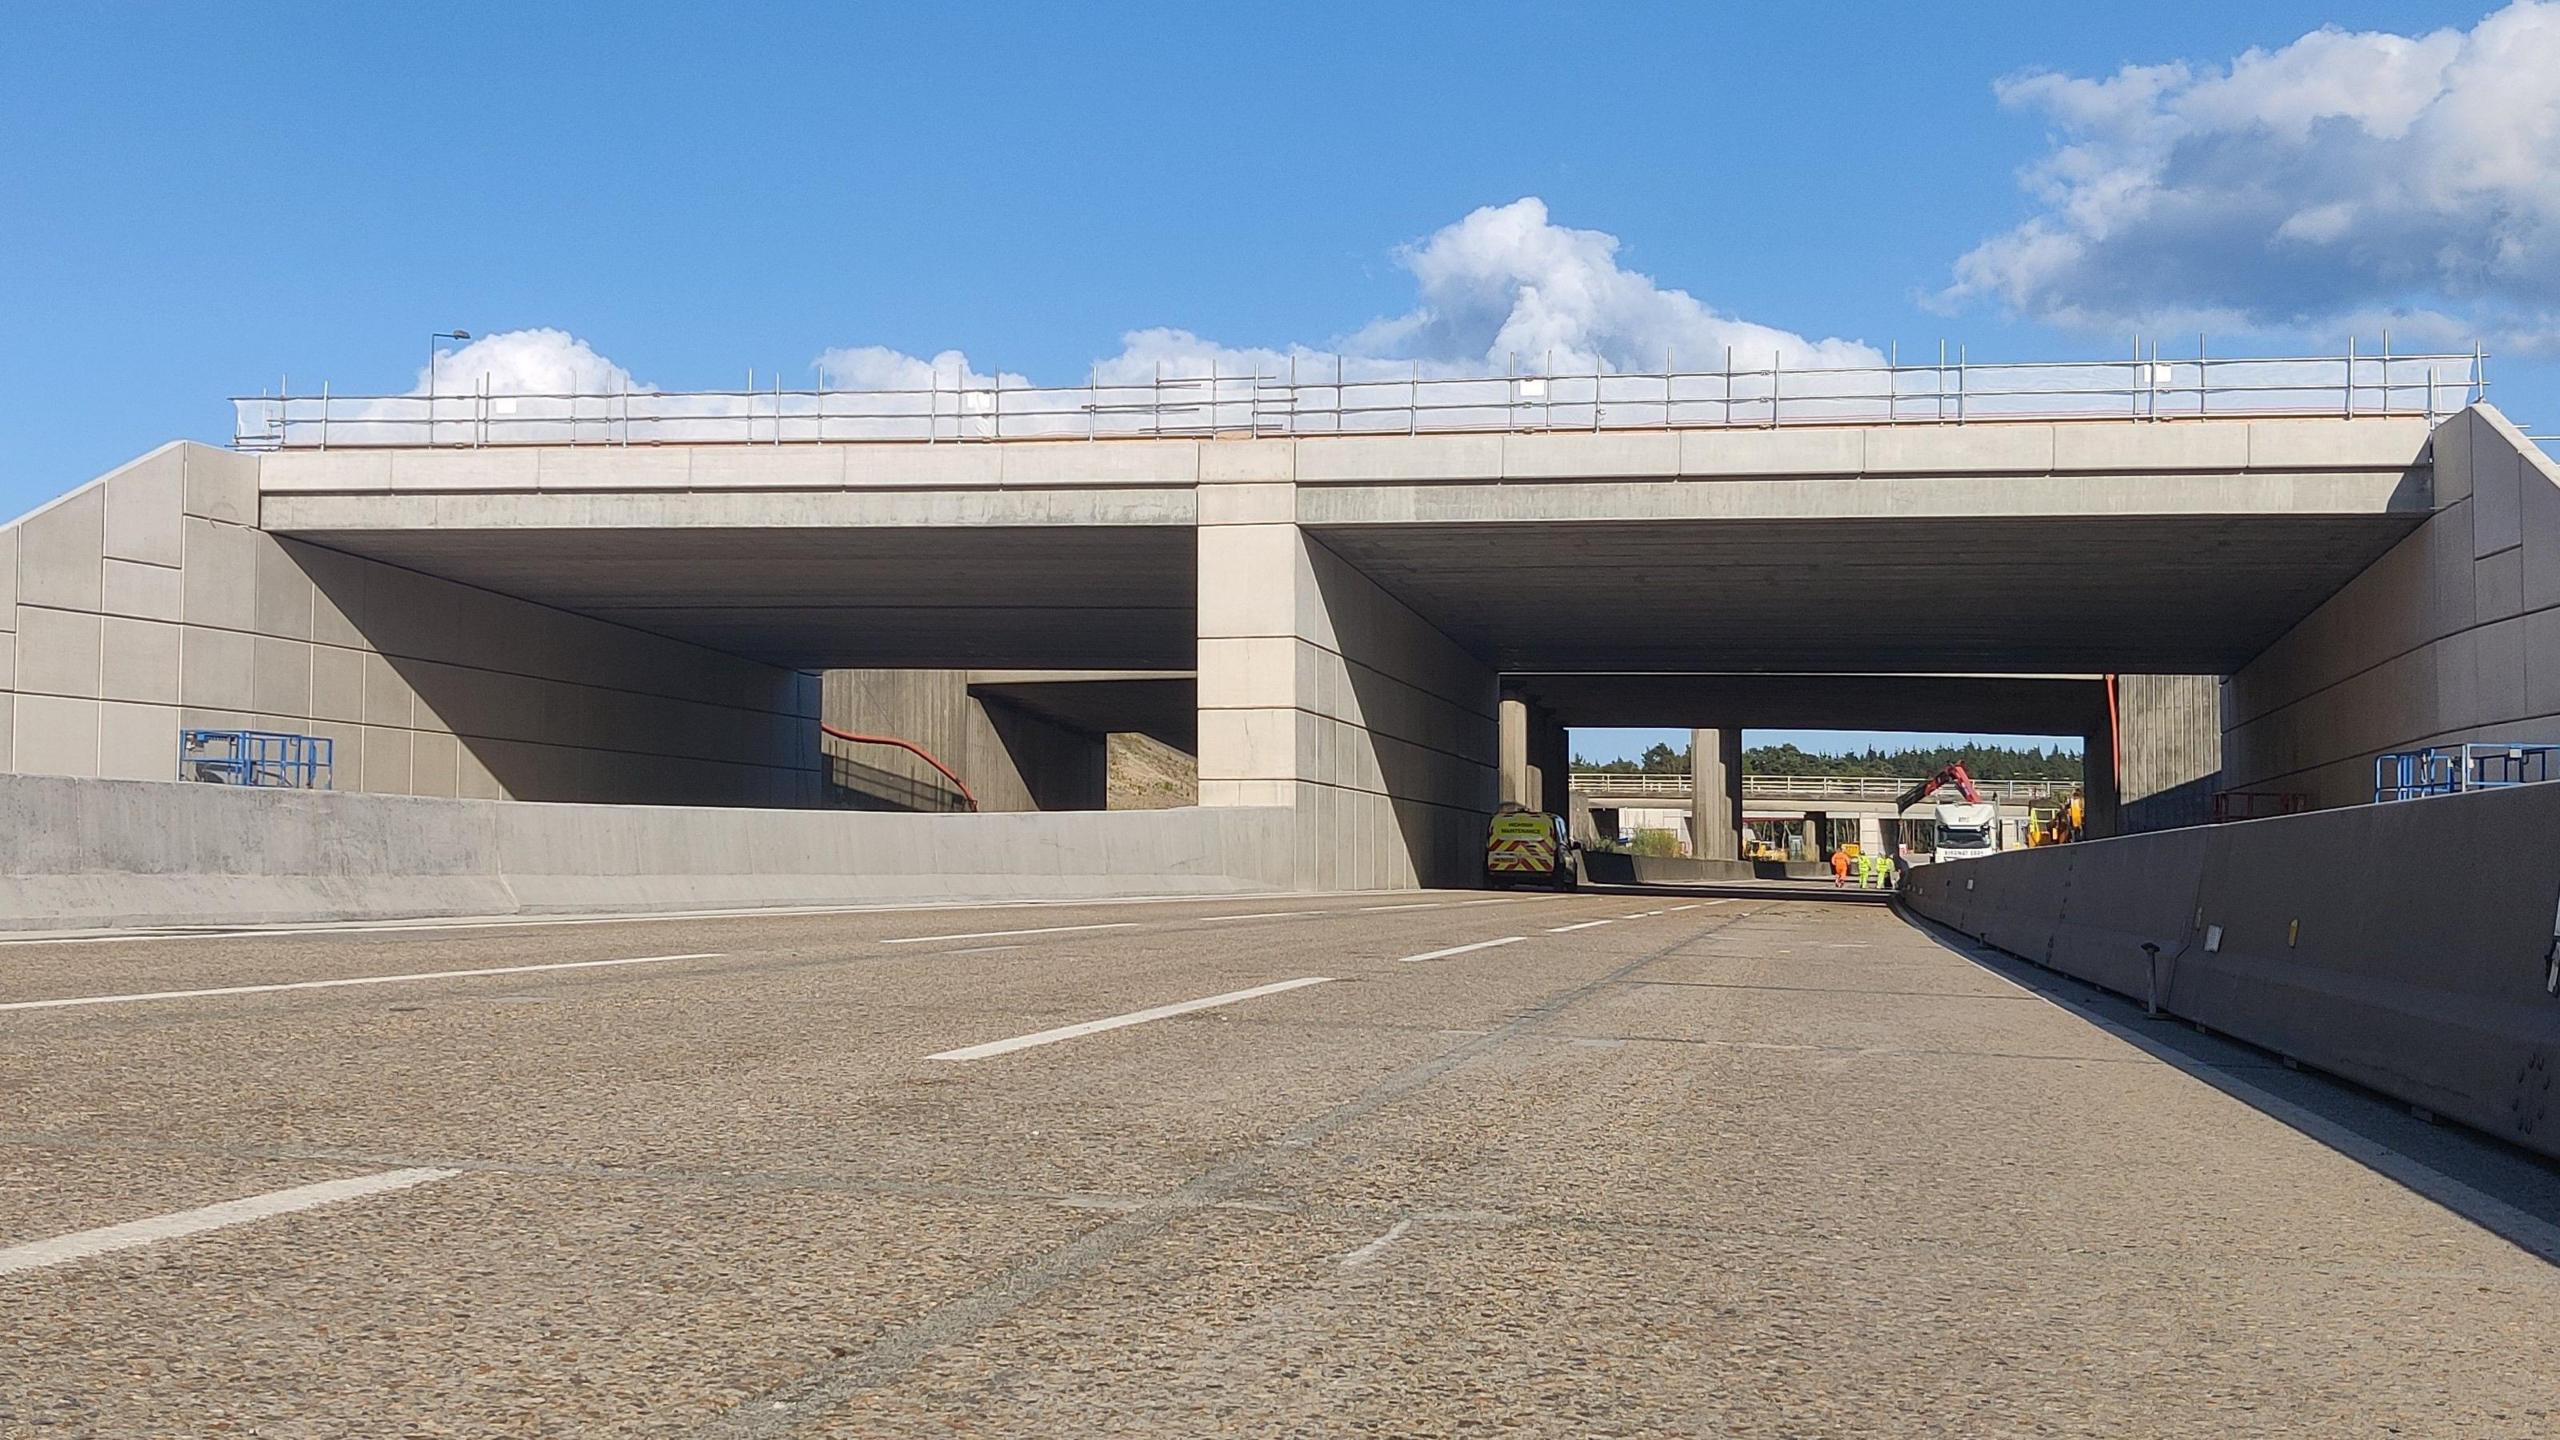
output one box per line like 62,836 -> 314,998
1573,741 -> 2082,782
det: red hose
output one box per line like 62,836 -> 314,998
2104,674 -> 2122,780
820,724 -> 978,812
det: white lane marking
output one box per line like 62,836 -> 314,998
928,976 -> 1334,1061
1191,911 -> 1322,924
0,952 -> 727,1013
0,1168 -> 458,1277
1358,903 -> 1444,913
1671,904 -> 1703,912
1395,937 -> 1525,964
1545,920 -> 1613,933
1621,913 -> 1654,919
1453,897 -> 1545,907
882,922 -> 1140,946
1337,1218 -> 1413,1269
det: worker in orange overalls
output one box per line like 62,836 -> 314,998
1831,846 -> 1852,888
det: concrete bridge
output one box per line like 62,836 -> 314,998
1,351 -> 2552,891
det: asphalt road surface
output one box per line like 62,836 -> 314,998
3,885 -> 2557,1437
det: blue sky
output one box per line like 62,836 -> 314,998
6,3 -> 2551,761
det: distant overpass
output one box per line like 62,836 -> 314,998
1571,773 -> 2061,804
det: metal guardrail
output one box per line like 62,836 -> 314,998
232,344 -> 2486,450
180,729 -> 334,788
1571,772 -> 2061,802
2374,742 -> 2560,803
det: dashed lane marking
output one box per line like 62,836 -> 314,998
0,1168 -> 459,1277
1337,1218 -> 1414,1269
926,976 -> 1335,1061
1545,920 -> 1613,933
1395,937 -> 1526,964
882,922 -> 1140,945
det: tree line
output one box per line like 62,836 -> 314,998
1573,741 -> 2083,783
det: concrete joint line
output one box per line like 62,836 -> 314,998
686,914 -> 1755,1438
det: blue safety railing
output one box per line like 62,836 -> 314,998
180,729 -> 335,789
2374,742 -> 2560,803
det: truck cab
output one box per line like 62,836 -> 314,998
1931,800 -> 2003,862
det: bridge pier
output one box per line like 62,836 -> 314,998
1498,691 -> 1569,814
1196,443 -> 1498,889
1689,727 -> 1744,861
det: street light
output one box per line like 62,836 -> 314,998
427,331 -> 470,444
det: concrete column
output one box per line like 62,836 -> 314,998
1801,813 -> 1824,861
1532,707 -> 1571,815
1197,441 -> 1499,889
2082,722 -> 2122,840
1499,696 -> 1533,809
1689,727 -> 1745,862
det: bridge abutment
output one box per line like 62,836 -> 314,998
0,443 -> 822,805
2225,407 -> 2560,808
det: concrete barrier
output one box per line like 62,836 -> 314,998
0,774 -> 1296,931
1579,853 -> 1830,885
1902,784 -> 2560,1161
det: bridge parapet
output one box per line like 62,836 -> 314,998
236,347 -> 2481,451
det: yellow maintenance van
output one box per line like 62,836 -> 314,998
1484,807 -> 1578,890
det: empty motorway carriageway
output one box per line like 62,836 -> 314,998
4,886 -> 2559,1435
3,352 -> 2560,1433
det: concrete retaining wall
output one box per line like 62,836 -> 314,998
1900,785 -> 2560,1160
0,773 -> 1295,931
819,668 -> 1104,813
1581,852 -> 1829,884
2225,405 -> 2560,807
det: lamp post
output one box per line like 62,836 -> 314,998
427,330 -> 470,444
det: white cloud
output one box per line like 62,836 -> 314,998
809,346 -> 1025,391
419,328 -> 637,397
1094,198 -> 1881,381
1351,197 -> 1881,374
1945,1 -> 2560,353
249,199 -> 1892,443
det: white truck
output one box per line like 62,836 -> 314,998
1928,798 -> 2002,862
1896,765 -> 2000,864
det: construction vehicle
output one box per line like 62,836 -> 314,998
1484,805 -> 1579,890
2027,791 -> 2085,846
1895,764 -> 2001,863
